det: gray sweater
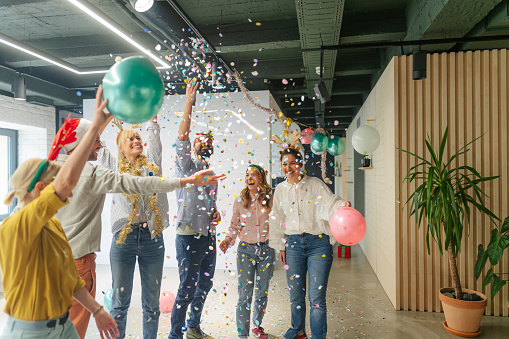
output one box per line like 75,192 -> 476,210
55,154 -> 180,259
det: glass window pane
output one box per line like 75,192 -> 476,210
0,135 -> 9,216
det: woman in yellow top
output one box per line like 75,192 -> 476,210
0,86 -> 119,339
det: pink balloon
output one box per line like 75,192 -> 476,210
300,128 -> 315,144
159,291 -> 175,313
330,207 -> 366,246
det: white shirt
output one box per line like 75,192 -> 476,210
269,175 -> 345,252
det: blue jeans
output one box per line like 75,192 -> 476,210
110,224 -> 165,339
236,241 -> 275,338
169,233 -> 217,339
284,234 -> 333,339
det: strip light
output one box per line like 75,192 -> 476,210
0,0 -> 171,75
0,34 -> 106,75
67,0 -> 170,69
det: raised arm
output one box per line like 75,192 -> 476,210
96,141 -> 118,171
146,118 -> 162,170
53,85 -> 110,201
178,79 -> 199,141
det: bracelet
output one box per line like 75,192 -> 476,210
92,305 -> 103,317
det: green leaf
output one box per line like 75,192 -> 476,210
438,127 -> 448,166
491,275 -> 506,299
501,216 -> 509,234
482,268 -> 495,289
474,244 -> 488,280
486,230 -> 509,266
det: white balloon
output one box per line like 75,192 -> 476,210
351,125 -> 380,155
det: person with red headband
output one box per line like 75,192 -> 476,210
219,164 -> 275,339
0,86 -> 119,339
52,87 -> 225,338
169,79 -> 221,339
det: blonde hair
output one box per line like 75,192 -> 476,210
4,158 -> 61,205
240,166 -> 272,209
116,129 -> 142,162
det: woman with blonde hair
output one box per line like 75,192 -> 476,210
0,86 -> 119,339
97,116 -> 169,339
219,164 -> 275,339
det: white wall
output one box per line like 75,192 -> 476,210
0,96 -> 55,164
84,91 -> 272,270
0,96 -> 55,295
346,59 -> 397,307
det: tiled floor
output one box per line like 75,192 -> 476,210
1,245 -> 508,338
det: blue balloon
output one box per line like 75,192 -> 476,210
310,133 -> 328,153
327,136 -> 345,156
104,289 -> 113,311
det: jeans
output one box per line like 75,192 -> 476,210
236,241 -> 275,338
283,234 -> 333,339
110,224 -> 165,339
169,233 -> 217,339
0,313 -> 79,339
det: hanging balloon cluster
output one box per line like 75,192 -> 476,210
233,71 -> 346,183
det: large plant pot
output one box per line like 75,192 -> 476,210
439,288 -> 487,337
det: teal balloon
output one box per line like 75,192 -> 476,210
102,56 -> 164,124
104,289 -> 113,311
327,136 -> 345,156
310,133 -> 328,153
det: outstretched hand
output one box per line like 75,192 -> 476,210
340,201 -> 352,207
94,309 -> 119,339
193,169 -> 226,186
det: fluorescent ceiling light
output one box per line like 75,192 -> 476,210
130,0 -> 154,12
0,1 -> 170,75
0,34 -> 106,75
67,0 -> 170,69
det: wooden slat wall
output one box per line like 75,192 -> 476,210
394,50 -> 509,315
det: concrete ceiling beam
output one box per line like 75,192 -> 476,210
455,0 -> 509,50
403,0 -> 503,53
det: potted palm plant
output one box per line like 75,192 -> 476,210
398,127 -> 499,337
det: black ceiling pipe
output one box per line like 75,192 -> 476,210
317,34 -> 509,52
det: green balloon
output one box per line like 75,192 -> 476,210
104,289 -> 113,311
310,133 -> 328,153
327,136 -> 345,156
102,56 -> 164,124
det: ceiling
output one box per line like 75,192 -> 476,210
0,0 -> 508,136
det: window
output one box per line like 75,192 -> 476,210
0,128 -> 18,221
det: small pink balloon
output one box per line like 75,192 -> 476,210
300,127 -> 315,144
330,207 -> 366,246
160,291 -> 176,313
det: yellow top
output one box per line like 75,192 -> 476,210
0,183 -> 85,321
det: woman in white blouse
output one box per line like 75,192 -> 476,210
270,147 -> 351,339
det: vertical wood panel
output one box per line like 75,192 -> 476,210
395,50 -> 509,314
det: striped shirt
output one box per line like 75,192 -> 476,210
97,121 -> 169,237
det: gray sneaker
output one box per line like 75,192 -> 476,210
186,325 -> 215,339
